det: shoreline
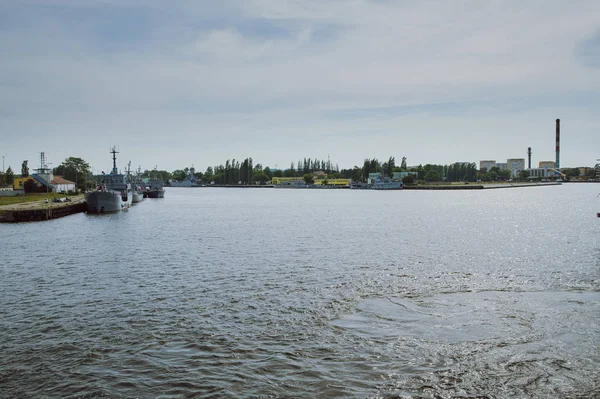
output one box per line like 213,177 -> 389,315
0,195 -> 86,223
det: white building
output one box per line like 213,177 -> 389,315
507,158 -> 526,178
479,160 -> 496,171
51,176 -> 75,193
496,163 -> 507,170
527,168 -> 554,179
539,161 -> 555,169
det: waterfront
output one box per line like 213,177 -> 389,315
1,185 -> 598,398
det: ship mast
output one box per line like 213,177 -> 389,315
111,146 -> 119,175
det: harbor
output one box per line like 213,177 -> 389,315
2,183 -> 599,398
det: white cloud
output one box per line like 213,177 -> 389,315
1,0 -> 599,171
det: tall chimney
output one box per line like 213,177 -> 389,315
527,147 -> 532,169
555,119 -> 560,169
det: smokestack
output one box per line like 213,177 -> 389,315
555,119 -> 560,169
527,147 -> 532,169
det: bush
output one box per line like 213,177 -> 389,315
402,175 -> 415,184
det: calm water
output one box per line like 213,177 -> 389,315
1,184 -> 599,398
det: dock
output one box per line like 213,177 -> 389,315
0,195 -> 86,223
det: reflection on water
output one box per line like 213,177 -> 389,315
1,184 -> 599,398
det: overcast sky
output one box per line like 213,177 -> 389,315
1,0 -> 599,174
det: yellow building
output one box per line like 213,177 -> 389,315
13,176 -> 33,190
271,177 -> 350,186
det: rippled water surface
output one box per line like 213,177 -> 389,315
1,184 -> 599,398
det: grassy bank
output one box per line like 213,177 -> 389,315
0,192 -> 78,206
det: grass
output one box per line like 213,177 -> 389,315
0,192 -> 80,206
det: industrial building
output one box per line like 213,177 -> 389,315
479,160 -> 496,171
539,161 -> 555,169
507,159 -> 526,177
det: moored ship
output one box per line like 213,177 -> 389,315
128,163 -> 144,203
372,175 -> 403,190
169,167 -> 203,187
144,170 -> 165,198
132,184 -> 144,203
85,148 -> 133,213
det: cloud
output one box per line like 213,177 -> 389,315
1,0 -> 599,171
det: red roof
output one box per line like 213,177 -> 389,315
51,176 -> 74,184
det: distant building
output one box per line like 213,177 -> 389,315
392,171 -> 417,180
527,168 -> 554,179
507,158 -> 526,177
539,161 -> 555,169
51,176 -> 75,193
496,163 -> 507,170
479,160 -> 496,171
368,172 -> 381,183
13,176 -> 33,190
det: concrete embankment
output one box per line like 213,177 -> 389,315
0,196 -> 86,223
404,185 -> 484,190
405,182 -> 561,190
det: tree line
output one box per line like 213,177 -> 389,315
2,154 -> 596,189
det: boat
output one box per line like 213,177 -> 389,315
349,181 -> 372,190
132,183 -> 144,203
372,175 -> 403,190
127,163 -> 144,203
145,182 -> 165,198
144,169 -> 165,198
85,148 -> 133,213
169,167 -> 203,187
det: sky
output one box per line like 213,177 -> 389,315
1,0 -> 599,174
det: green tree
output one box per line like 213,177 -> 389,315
283,169 -> 296,177
263,166 -> 272,179
586,168 -> 596,179
401,157 -> 407,170
21,160 -> 29,177
55,157 -> 90,190
303,173 -> 314,185
425,170 -> 439,182
402,174 -> 415,184
5,166 -> 14,184
204,166 -> 214,183
518,170 -> 530,180
171,169 -> 186,181
563,168 -> 580,177
252,172 -> 269,185
351,167 -> 361,182
382,156 -> 395,177
273,169 -> 283,178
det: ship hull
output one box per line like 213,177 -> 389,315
85,191 -> 124,213
146,189 -> 165,198
132,191 -> 144,203
372,182 -> 403,190
169,181 -> 201,187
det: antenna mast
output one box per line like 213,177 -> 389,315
111,146 -> 119,174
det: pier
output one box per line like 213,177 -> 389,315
0,195 -> 85,223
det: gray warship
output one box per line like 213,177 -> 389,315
128,164 -> 144,203
85,148 -> 133,213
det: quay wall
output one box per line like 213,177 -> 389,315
0,200 -> 86,223
404,185 -> 483,190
